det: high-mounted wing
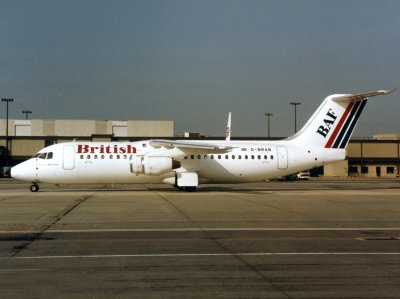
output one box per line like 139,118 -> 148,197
149,139 -> 232,152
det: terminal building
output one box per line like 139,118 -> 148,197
1,118 -> 399,178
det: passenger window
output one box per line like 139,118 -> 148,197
110,155 -> 113,159
251,155 -> 255,159
197,155 -> 201,159
245,155 -> 248,159
264,155 -> 267,160
232,155 -> 235,159
80,155 -> 84,159
218,155 -> 221,159
116,155 -> 120,159
101,155 -> 105,159
123,155 -> 127,159
270,155 -> 274,160
210,155 -> 214,160
225,155 -> 229,159
191,155 -> 195,159
184,156 -> 188,159
87,155 -> 91,159
94,155 -> 98,159
258,155 -> 261,159
204,155 -> 208,159
238,155 -> 242,159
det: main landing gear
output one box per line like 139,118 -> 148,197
174,172 -> 198,192
30,184 -> 40,192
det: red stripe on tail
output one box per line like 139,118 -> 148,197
324,102 -> 354,148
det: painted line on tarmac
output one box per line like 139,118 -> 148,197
0,268 -> 48,272
5,252 -> 400,260
2,227 -> 400,234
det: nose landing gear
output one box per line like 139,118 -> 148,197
30,184 -> 40,192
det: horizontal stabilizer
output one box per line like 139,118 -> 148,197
331,89 -> 395,102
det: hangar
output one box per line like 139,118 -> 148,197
324,135 -> 400,178
1,118 -> 399,178
0,118 -> 173,166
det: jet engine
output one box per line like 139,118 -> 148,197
131,156 -> 180,175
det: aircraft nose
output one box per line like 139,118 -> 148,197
10,164 -> 20,178
10,162 -> 35,181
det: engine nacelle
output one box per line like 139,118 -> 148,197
131,156 -> 179,176
143,156 -> 172,175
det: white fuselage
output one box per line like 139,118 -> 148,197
11,140 -> 344,185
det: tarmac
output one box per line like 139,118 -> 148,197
1,178 -> 400,298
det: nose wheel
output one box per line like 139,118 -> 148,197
30,184 -> 40,192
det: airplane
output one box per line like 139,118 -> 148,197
11,89 -> 394,192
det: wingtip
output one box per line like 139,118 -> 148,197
378,89 -> 396,95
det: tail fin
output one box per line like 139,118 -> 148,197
225,112 -> 231,141
288,90 -> 394,149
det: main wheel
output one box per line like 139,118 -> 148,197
30,184 -> 40,192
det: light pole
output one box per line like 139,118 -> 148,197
2,98 -> 13,166
22,110 -> 32,120
264,113 -> 273,138
290,102 -> 301,133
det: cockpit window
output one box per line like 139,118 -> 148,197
33,152 -> 54,159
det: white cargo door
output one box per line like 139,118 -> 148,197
63,145 -> 75,170
277,146 -> 288,170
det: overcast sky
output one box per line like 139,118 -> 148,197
1,0 -> 399,137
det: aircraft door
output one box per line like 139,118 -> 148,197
63,145 -> 75,170
277,146 -> 288,170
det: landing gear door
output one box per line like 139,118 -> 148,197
277,146 -> 288,170
63,145 -> 75,170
